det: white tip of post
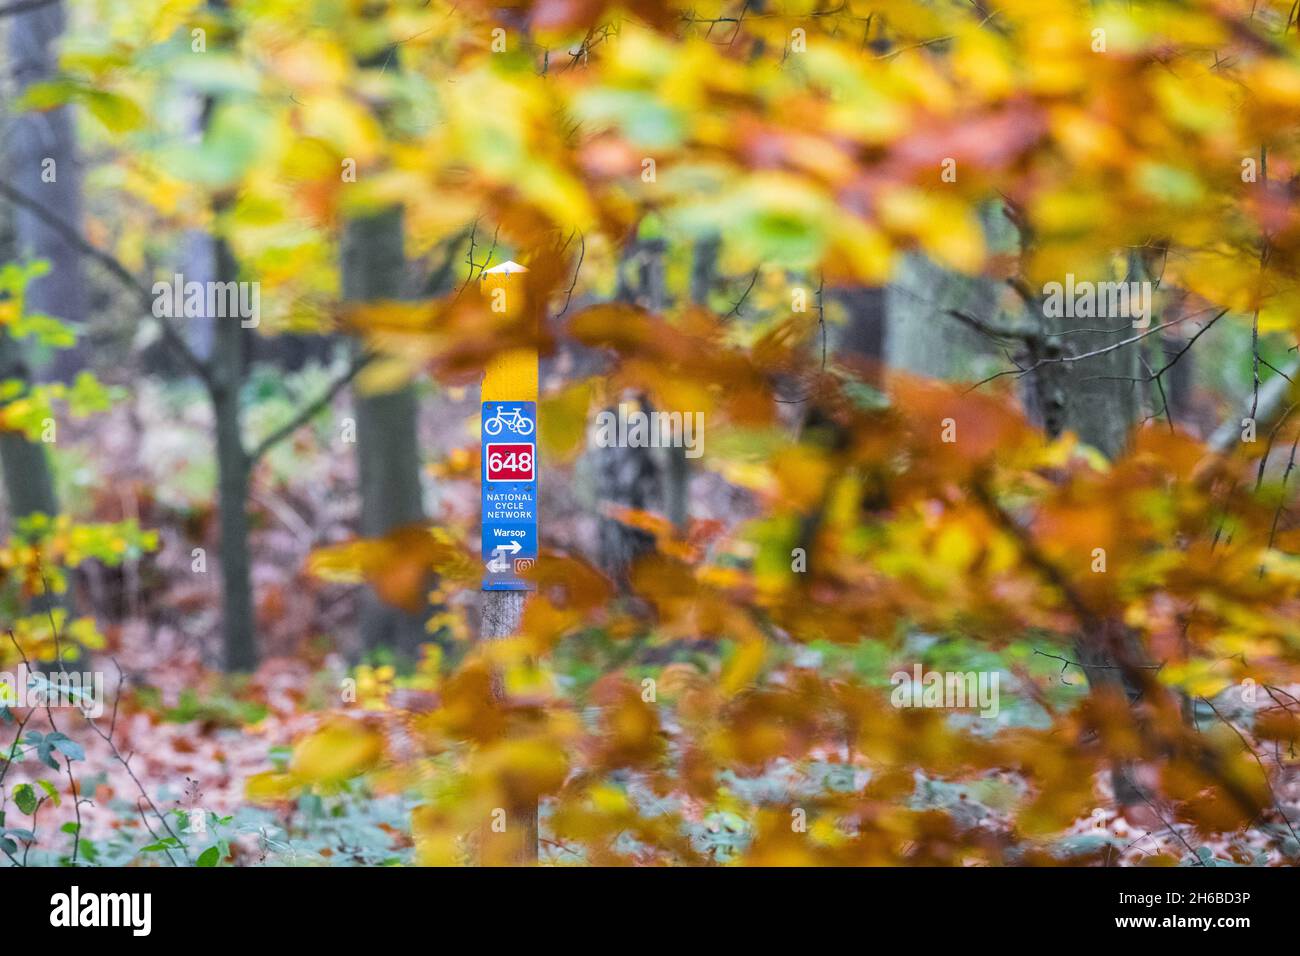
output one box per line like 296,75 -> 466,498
482,260 -> 529,275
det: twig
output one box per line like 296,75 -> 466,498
0,181 -> 212,387
248,351 -> 375,463
6,629 -> 79,864
555,234 -> 585,319
1200,695 -> 1300,846
724,269 -> 760,319
966,318 -> 1188,393
1140,793 -> 1207,865
945,308 -> 1037,343
80,709 -> 188,865
1261,432 -> 1300,578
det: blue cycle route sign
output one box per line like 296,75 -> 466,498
481,400 -> 538,591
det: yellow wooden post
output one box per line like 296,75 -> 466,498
478,260 -> 539,864
481,260 -> 537,403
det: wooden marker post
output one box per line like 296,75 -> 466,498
478,260 -> 539,863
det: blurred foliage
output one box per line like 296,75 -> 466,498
3,0 -> 1300,867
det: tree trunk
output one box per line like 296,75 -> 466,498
1049,317 -> 1141,462
1025,249 -> 1147,803
2,0 -> 74,616
886,255 -> 1001,379
689,235 -> 719,308
0,327 -> 65,627
657,236 -> 720,532
1039,252 -> 1145,459
7,0 -> 89,383
833,286 -> 887,371
341,208 -> 429,660
788,282 -> 887,536
595,412 -> 662,580
594,236 -> 665,580
211,238 -> 257,671
144,91 -> 216,375
0,335 -> 59,524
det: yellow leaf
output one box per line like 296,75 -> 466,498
290,718 -> 383,784
356,355 -> 417,395
721,636 -> 766,696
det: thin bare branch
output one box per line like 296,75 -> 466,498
0,181 -> 212,387
248,350 -> 376,464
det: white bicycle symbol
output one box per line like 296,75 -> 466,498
484,407 -> 534,437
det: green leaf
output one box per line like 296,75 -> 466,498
80,89 -> 146,133
67,371 -> 121,417
160,99 -> 275,186
16,79 -> 78,112
13,784 -> 37,815
575,89 -> 684,149
48,733 -> 85,762
16,80 -> 144,133
139,836 -> 181,852
10,312 -> 77,349
1136,163 -> 1203,206
165,51 -> 262,96
196,845 -> 221,867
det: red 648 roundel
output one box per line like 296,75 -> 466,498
485,443 -> 535,482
